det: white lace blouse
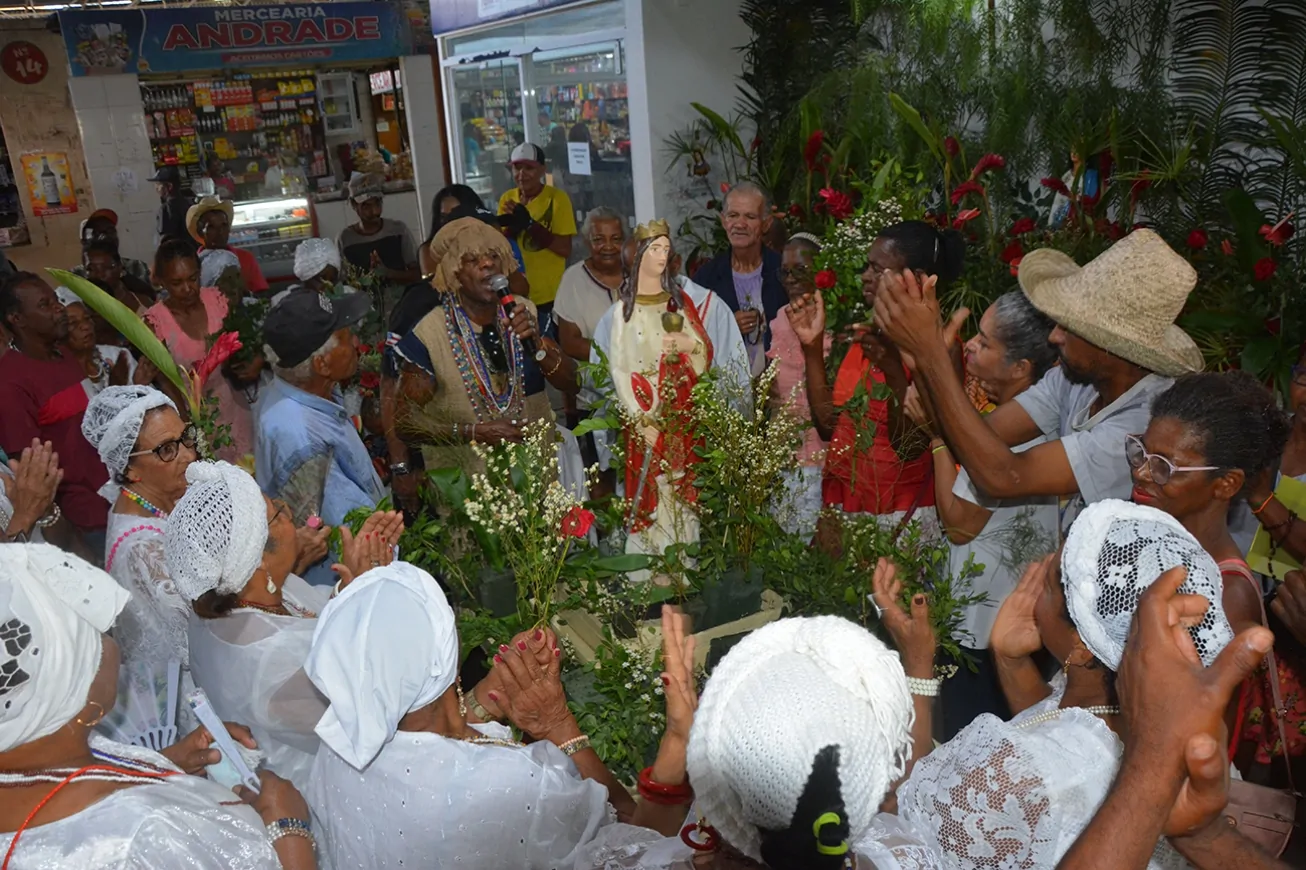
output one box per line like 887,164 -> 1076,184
307,723 -> 614,869
186,576 -> 331,793
105,512 -> 190,678
0,736 -> 279,869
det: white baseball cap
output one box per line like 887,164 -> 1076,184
509,143 -> 546,166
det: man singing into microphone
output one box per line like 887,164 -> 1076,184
389,216 -> 579,478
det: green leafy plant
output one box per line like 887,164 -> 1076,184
563,638 -> 667,785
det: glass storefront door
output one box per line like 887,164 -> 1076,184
449,57 -> 524,206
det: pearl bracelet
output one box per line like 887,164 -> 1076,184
266,818 -> 314,848
558,734 -> 591,756
906,676 -> 943,697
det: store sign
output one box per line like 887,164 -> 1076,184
430,0 -> 588,36
60,3 -> 412,77
1,41 -> 49,85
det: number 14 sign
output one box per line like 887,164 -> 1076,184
2,41 -> 49,86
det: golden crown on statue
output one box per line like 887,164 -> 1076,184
633,219 -> 672,241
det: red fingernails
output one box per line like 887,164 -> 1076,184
499,644 -> 509,653
487,692 -> 498,702
516,640 -> 527,651
533,629 -> 543,642
661,675 -> 671,686
553,648 -> 561,658
494,655 -> 503,665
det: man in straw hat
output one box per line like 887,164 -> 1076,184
187,195 -> 269,293
874,228 -> 1203,534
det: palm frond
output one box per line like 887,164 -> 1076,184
48,269 -> 188,397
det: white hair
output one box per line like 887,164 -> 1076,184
581,206 -> 625,243
266,333 -> 340,384
724,181 -> 771,215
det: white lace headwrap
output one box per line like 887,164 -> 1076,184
199,248 -> 241,287
54,285 -> 81,307
688,616 -> 913,864
1062,499 -> 1234,669
81,385 -> 177,503
294,238 -> 341,283
0,544 -> 129,751
165,461 -> 269,602
306,562 -> 460,770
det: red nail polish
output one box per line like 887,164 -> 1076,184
499,644 -> 509,653
533,629 -> 543,641
661,675 -> 671,686
914,595 -> 925,605
554,648 -> 561,658
517,640 -> 528,651
494,655 -> 503,665
487,692 -> 498,702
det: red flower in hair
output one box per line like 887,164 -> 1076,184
803,131 -> 826,172
944,136 -> 961,157
1186,229 -> 1208,250
969,153 -> 1006,180
1254,257 -> 1278,282
818,188 -> 854,221
1000,240 -> 1024,264
952,208 -> 981,229
1040,177 -> 1071,197
950,181 -> 985,206
814,269 -> 837,290
1260,217 -> 1295,247
1009,217 -> 1036,236
561,506 -> 596,539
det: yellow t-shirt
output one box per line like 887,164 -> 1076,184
498,184 -> 577,306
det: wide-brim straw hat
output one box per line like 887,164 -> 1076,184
1017,228 -> 1203,377
186,196 -> 234,245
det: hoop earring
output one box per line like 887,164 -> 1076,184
265,568 -> 276,595
456,679 -> 467,718
680,817 -> 720,852
74,700 -> 105,729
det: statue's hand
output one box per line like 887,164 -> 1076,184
662,332 -> 696,355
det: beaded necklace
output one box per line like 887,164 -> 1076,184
1016,705 -> 1119,729
0,747 -> 173,788
462,735 -> 524,749
444,296 -> 525,423
122,488 -> 167,519
233,599 -> 317,619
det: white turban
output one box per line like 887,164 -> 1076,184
0,544 -> 130,751
305,562 -> 460,770
81,385 -> 177,502
165,461 -> 269,602
688,616 -> 913,864
293,238 -> 341,283
199,248 -> 241,288
54,285 -> 82,308
1062,499 -> 1234,670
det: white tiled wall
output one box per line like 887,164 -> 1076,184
69,73 -> 158,267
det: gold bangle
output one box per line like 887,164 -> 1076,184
558,734 -> 591,756
542,348 -> 563,377
468,693 -> 500,724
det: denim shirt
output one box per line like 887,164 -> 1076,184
254,377 -> 385,582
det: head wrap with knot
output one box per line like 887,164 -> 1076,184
81,386 -> 177,503
294,238 -> 342,283
165,460 -> 269,602
305,562 -> 460,769
0,544 -> 130,751
199,248 -> 241,288
428,217 -> 519,295
1061,499 -> 1235,669
54,286 -> 82,308
688,616 -> 914,865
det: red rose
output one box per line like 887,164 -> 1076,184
950,180 -> 985,206
1186,229 -> 1208,250
719,181 -> 730,195
804,131 -> 826,172
1260,219 -> 1295,247
358,343 -> 373,354
1000,240 -> 1024,264
561,506 -> 596,539
1009,217 -> 1036,236
359,371 -> 380,390
1040,177 -> 1071,197
788,203 -> 804,218
818,188 -> 854,221
1008,255 -> 1023,276
952,208 -> 981,229
944,136 -> 961,157
969,153 -> 1006,180
814,269 -> 837,290
1254,257 -> 1278,281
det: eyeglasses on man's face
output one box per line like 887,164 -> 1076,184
129,424 -> 198,463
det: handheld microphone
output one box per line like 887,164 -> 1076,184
489,274 -> 546,362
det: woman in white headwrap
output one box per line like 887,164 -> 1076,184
574,613 -> 917,870
166,460 -> 402,792
868,499 -> 1237,870
198,247 -> 243,292
0,543 -> 315,870
54,286 -> 137,394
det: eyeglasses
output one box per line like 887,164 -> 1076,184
1124,434 -> 1219,486
779,265 -> 812,281
129,424 -> 198,463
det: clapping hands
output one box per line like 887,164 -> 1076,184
331,510 -> 404,587
991,554 -> 1052,662
871,558 -> 936,677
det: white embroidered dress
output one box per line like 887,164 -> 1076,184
0,736 -> 279,869
307,722 -> 614,869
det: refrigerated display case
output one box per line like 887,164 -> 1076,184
228,197 -> 312,282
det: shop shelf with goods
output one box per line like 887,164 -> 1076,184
533,49 -> 631,162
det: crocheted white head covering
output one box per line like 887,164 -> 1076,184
306,562 -> 460,770
81,385 -> 178,503
0,544 -> 129,751
198,248 -> 241,288
294,238 -> 341,283
1061,499 -> 1234,669
165,461 -> 269,602
688,616 -> 913,864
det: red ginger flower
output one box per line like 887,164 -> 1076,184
818,188 -> 854,221
561,506 -> 596,538
195,331 -> 242,388
1008,255 -> 1024,276
944,136 -> 961,157
1186,229 -> 1208,250
1260,216 -> 1295,247
1009,217 -> 1036,236
359,371 -> 380,390
1040,177 -> 1071,197
1254,257 -> 1278,282
969,153 -> 1006,180
814,269 -> 837,290
952,208 -> 981,229
950,180 -> 985,206
804,131 -> 826,172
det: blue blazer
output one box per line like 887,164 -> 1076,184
692,247 -> 788,350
